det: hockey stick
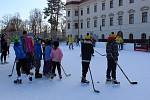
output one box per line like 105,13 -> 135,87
8,59 -> 16,77
116,62 -> 138,84
110,54 -> 138,85
94,50 -> 106,56
60,65 -> 71,77
88,66 -> 100,93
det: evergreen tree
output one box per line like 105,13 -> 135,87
43,0 -> 65,40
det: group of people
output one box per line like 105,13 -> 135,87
1,30 -> 123,85
66,33 -> 96,50
13,31 -> 63,84
81,32 -> 123,84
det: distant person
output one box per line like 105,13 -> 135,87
116,31 -> 124,50
106,35 -> 119,84
68,35 -> 74,50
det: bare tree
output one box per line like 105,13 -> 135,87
29,8 -> 42,35
0,14 -> 12,29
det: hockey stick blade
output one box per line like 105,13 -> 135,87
94,89 -> 100,93
8,75 -> 12,77
130,82 -> 138,84
66,74 -> 71,77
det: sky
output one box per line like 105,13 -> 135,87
0,0 -> 66,20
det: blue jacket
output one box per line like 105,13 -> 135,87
34,41 -> 42,60
44,45 -> 52,61
14,42 -> 26,60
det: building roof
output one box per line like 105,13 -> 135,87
66,0 -> 88,5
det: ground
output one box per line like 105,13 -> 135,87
0,42 -> 150,100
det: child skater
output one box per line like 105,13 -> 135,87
106,35 -> 119,84
50,41 -> 63,79
43,40 -> 52,77
33,38 -> 42,78
13,38 -> 32,84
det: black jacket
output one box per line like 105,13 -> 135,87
106,41 -> 119,61
1,38 -> 7,51
81,40 -> 94,62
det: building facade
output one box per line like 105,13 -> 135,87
66,0 -> 150,39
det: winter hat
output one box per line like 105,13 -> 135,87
107,35 -> 116,41
13,36 -> 19,43
84,33 -> 91,41
53,41 -> 59,48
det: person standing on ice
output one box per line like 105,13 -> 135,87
81,36 -> 94,83
13,37 -> 32,84
1,34 -> 8,64
50,41 -> 63,79
20,31 -> 34,72
43,40 -> 52,77
68,34 -> 74,50
33,38 -> 42,78
106,35 -> 120,84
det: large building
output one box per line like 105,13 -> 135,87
66,0 -> 150,39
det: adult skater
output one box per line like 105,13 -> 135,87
81,36 -> 94,83
13,38 -> 32,84
1,34 -> 8,64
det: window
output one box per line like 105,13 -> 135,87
102,3 -> 105,10
110,17 -> 114,26
101,34 -> 105,39
94,4 -> 97,12
81,22 -> 83,29
75,10 -> 79,16
81,10 -> 83,16
119,0 -> 123,6
87,20 -> 90,28
68,23 -> 70,29
141,33 -> 146,39
129,14 -> 134,24
118,16 -> 123,25
110,0 -> 113,8
94,19 -> 97,27
75,23 -> 79,29
129,33 -> 133,39
102,19 -> 105,27
129,0 -> 134,3
68,11 -> 70,17
142,12 -> 148,23
87,7 -> 90,14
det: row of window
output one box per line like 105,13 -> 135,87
67,12 -> 148,29
101,33 -> 147,39
67,0 -> 136,17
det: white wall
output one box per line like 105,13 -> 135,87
66,0 -> 150,39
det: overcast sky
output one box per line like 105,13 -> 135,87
0,0 -> 66,20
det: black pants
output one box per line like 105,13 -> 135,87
26,53 -> 33,69
52,61 -> 61,76
16,59 -> 30,77
82,61 -> 90,78
69,43 -> 73,50
118,43 -> 123,50
106,59 -> 117,80
1,50 -> 7,62
43,60 -> 52,75
33,59 -> 41,73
